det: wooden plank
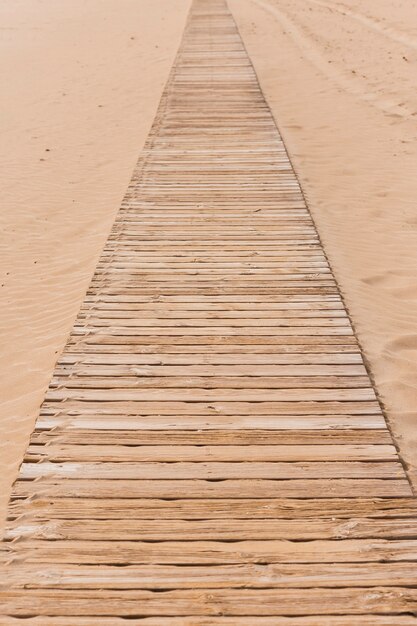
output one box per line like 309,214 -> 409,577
57,354 -> 365,365
29,428 -> 393,444
9,497 -> 417,521
24,444 -> 397,462
82,295 -> 343,303
55,363 -> 367,375
78,309 -> 349,319
68,335 -> 359,346
19,460 -> 404,480
44,388 -> 377,402
1,588 -> 417,616
12,479 -> 412,500
50,375 -> 373,390
35,415 -> 387,431
6,538 -> 417,565
5,563 -> 417,589
40,400 -> 383,416
1,618 -> 416,626
74,317 -> 351,328
84,288 -> 340,296
7,517 -> 417,542
71,327 -> 354,337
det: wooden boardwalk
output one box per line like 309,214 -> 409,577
2,0 -> 417,622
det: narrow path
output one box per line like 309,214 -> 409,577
2,0 -> 417,622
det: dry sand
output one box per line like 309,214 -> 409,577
229,0 -> 417,482
0,0 -> 191,532
1,0 -> 417,532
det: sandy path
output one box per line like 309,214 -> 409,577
229,0 -> 417,483
0,0 -> 191,532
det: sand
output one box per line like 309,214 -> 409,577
229,0 -> 417,482
0,0 -> 191,532
1,0 -> 416,533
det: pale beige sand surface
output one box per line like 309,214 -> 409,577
0,0 -> 191,532
229,0 -> 417,483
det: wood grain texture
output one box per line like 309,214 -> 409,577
2,0 -> 417,620
0,615 -> 417,626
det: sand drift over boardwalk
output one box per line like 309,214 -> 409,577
2,0 -> 417,621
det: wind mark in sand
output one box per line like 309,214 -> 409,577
252,0 -> 415,118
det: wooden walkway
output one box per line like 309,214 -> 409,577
2,0 -> 417,622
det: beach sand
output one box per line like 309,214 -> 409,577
230,0 -> 417,482
1,0 -> 416,533
0,0 -> 191,532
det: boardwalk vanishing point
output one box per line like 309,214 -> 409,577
2,0 -> 417,623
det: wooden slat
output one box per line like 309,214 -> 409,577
2,0 -> 416,620
1,618 -> 416,626
35,415 -> 388,431
5,562 -> 417,589
6,517 -> 417,542
24,443 -> 398,462
9,498 -> 417,520
11,478 -> 412,499
18,460 -> 404,480
1,588 -> 417,617
5,538 -> 417,565
54,363 -> 367,375
39,400 -> 384,415
28,429 -> 393,444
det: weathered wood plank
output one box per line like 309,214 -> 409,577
35,415 -> 387,431
1,617 -> 416,626
6,517 -> 417,542
11,478 -> 412,500
68,335 -> 359,347
71,327 -> 354,337
5,538 -> 417,565
19,460 -> 404,480
10,497 -> 417,520
40,400 -> 383,416
44,388 -> 378,403
24,443 -> 397,463
58,354 -> 365,365
5,563 -> 417,589
29,429 -> 393,445
1,588 -> 417,616
55,363 -> 367,376
50,375 -> 372,390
